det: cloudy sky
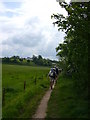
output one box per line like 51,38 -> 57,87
0,0 -> 68,60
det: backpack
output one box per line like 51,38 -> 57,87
49,70 -> 54,77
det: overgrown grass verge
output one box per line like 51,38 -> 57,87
2,64 -> 50,118
3,85 -> 49,118
46,74 -> 88,119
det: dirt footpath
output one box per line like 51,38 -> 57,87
32,87 -> 53,118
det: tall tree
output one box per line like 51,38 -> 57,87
51,2 -> 89,91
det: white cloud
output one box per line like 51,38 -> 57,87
0,0 -> 67,60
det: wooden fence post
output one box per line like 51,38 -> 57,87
24,81 -> 26,91
35,77 -> 37,85
2,88 -> 5,105
46,73 -> 48,77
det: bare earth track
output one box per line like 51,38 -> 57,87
32,85 -> 55,118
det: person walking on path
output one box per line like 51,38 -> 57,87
48,68 -> 56,90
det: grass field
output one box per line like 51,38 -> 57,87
2,64 -> 50,118
46,74 -> 88,118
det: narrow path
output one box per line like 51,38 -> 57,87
32,85 -> 55,118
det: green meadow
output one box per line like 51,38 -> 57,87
2,64 -> 50,118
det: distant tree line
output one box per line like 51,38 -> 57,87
2,55 -> 58,67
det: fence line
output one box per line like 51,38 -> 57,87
2,88 -> 5,105
24,81 -> 26,91
35,77 -> 37,85
2,74 -> 49,106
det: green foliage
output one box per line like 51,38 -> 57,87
51,2 -> 89,92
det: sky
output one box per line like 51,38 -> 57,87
0,0 -> 68,60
